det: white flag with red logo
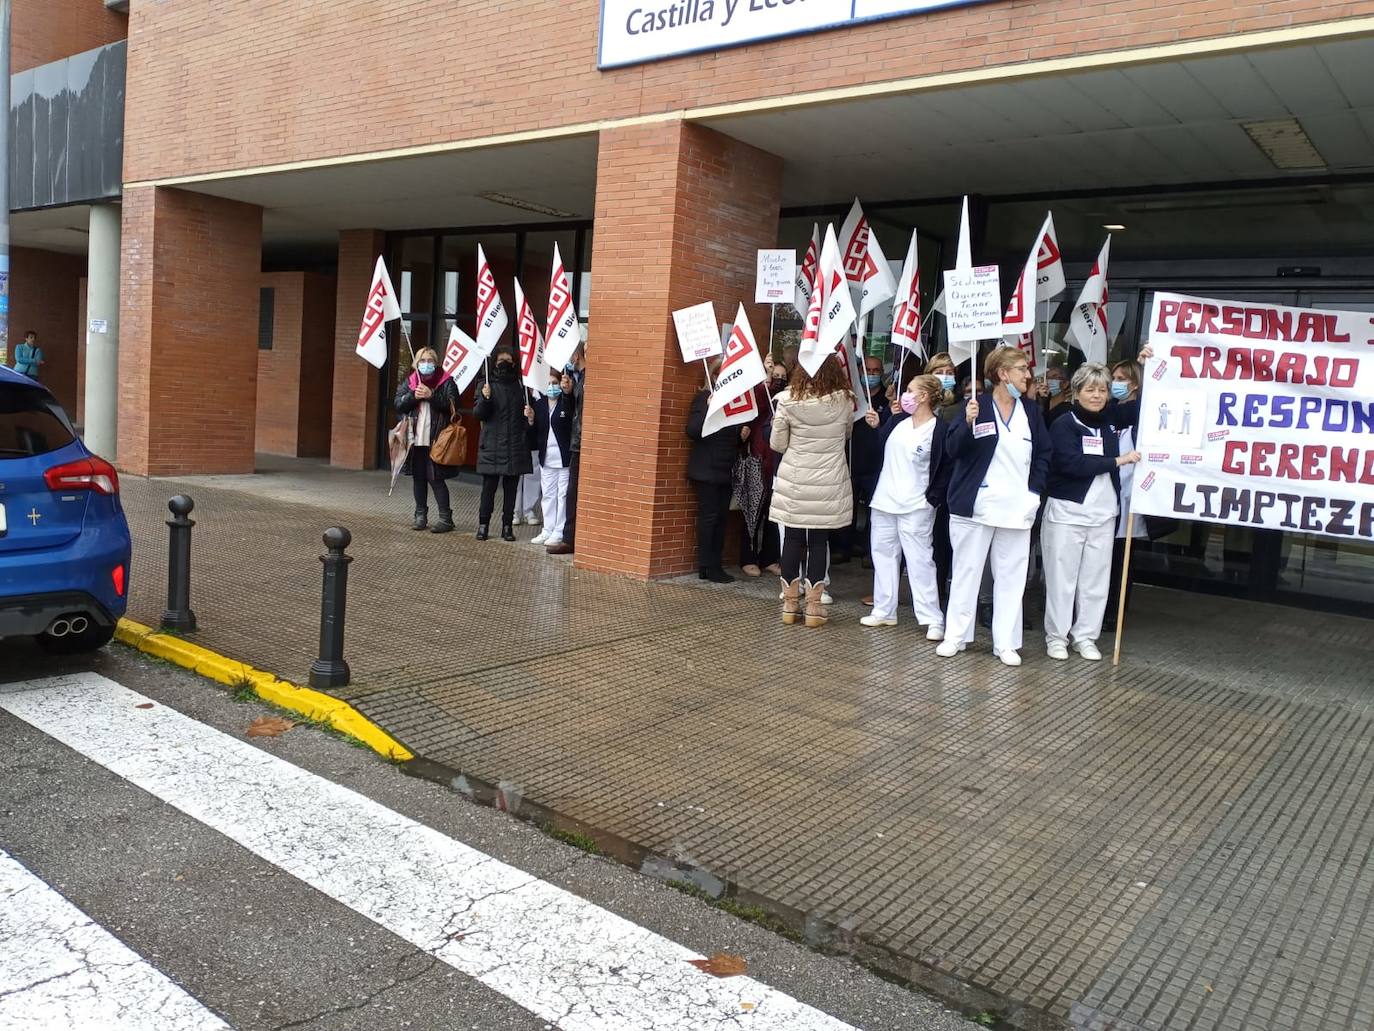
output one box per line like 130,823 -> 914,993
858,227 -> 896,318
544,242 -> 580,371
794,223 -> 819,314
475,244 -> 508,356
889,230 -> 922,359
1066,236 -> 1112,364
1035,212 -> 1066,301
838,198 -> 867,300
705,304 -> 768,433
702,379 -> 760,436
513,277 -> 552,392
438,325 -> 486,392
355,256 -> 402,369
799,224 -> 858,377
1001,235 -> 1039,338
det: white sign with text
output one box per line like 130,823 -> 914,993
943,265 -> 1002,343
755,249 -> 796,303
673,300 -> 723,363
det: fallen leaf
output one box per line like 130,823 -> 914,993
136,703 -> 155,710
740,1002 -> 756,1011
688,953 -> 748,978
246,716 -> 295,738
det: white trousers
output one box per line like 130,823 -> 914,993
1041,517 -> 1114,647
870,508 -> 942,625
518,451 -> 542,518
945,517 -> 1031,654
540,464 -> 570,539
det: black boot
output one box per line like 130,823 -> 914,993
501,523 -> 516,542
431,510 -> 454,534
411,509 -> 428,531
476,523 -> 490,541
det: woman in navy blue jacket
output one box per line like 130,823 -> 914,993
1041,363 -> 1141,661
936,347 -> 1051,667
528,366 -> 575,548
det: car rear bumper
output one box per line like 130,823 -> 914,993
0,517 -> 130,638
0,590 -> 118,637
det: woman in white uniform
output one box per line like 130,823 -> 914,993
936,347 -> 1051,666
859,373 -> 950,636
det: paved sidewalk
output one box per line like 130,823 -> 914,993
118,457 -> 1373,1031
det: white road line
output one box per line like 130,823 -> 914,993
0,848 -> 230,1031
0,674 -> 859,1031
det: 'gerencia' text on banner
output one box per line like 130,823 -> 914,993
598,0 -> 989,68
1131,291 -> 1374,542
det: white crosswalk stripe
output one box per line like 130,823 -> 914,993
0,847 -> 229,1031
0,673 -> 859,1031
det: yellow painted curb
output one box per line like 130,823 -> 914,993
114,618 -> 414,762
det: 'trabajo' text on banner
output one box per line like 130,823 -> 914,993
1131,291 -> 1374,541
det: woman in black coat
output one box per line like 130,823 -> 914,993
394,346 -> 463,533
473,346 -> 534,541
686,357 -> 750,583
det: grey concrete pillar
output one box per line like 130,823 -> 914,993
83,203 -> 120,458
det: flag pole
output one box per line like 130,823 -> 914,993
399,322 -> 416,362
1111,507 -> 1138,666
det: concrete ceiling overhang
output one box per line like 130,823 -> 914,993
11,204 -> 93,255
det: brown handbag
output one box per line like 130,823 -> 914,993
429,402 -> 468,467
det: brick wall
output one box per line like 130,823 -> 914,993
8,247 -> 85,414
255,273 -> 305,456
577,121 -> 781,579
330,231 -> 384,469
121,0 -> 1374,183
297,273 -> 337,458
14,0 -> 126,73
117,186 -> 263,477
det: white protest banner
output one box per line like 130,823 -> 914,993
475,244 -> 509,355
513,277 -> 552,392
355,256 -> 402,369
438,325 -> 486,392
1131,291 -> 1374,543
672,300 -> 722,363
1066,236 -> 1112,364
794,224 -> 819,313
755,249 -> 796,304
544,243 -> 581,371
706,304 -> 768,425
890,230 -> 923,359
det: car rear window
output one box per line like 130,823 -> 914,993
0,386 -> 76,458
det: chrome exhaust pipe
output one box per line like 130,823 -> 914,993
47,618 -> 71,638
68,616 -> 89,635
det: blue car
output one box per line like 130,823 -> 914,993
0,366 -> 130,652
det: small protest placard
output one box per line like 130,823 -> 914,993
943,265 -> 1002,343
673,301 -> 722,363
755,249 -> 796,303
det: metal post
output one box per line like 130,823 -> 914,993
309,527 -> 352,689
161,495 -> 197,632
0,0 -> 12,368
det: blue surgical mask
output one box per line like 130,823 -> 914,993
1048,379 -> 1063,397
1005,380 -> 1023,400
864,374 -> 882,389
547,384 -> 563,398
417,362 -> 436,376
564,362 -> 576,373
1110,381 -> 1130,400
938,374 -> 955,392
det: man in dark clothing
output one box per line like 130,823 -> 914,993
685,361 -> 749,584
833,355 -> 892,565
547,345 -> 584,556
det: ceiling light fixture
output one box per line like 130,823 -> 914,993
1241,118 -> 1327,171
1102,223 -> 1126,231
478,192 -> 579,219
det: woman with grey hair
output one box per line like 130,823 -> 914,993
1041,362 -> 1141,661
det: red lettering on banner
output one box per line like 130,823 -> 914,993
842,218 -> 869,280
548,265 -> 572,327
1156,300 -> 1360,345
517,304 -> 539,375
892,296 -> 921,338
800,242 -> 818,287
359,282 -> 388,342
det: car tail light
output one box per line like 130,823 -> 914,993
44,456 -> 120,496
112,564 -> 126,597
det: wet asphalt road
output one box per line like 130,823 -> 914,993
0,640 -> 980,1031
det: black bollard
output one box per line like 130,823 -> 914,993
309,527 -> 352,689
161,495 -> 198,632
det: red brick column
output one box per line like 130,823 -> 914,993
116,186 -> 263,476
577,121 -> 782,579
330,230 -> 386,470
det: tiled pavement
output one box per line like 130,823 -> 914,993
117,456 -> 1373,1031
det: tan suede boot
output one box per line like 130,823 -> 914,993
781,578 -> 801,625
803,580 -> 828,628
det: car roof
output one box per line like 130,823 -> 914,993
0,365 -> 45,388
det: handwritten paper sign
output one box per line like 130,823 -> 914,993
673,301 -> 722,363
943,265 -> 1003,343
755,249 -> 796,303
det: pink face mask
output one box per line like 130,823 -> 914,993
900,391 -> 920,415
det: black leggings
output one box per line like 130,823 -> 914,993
478,474 -> 519,526
410,447 -> 451,515
693,481 -> 732,573
780,527 -> 829,585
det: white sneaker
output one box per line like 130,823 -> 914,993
821,591 -> 833,605
1075,641 -> 1103,661
935,639 -> 965,658
530,531 -> 550,545
526,513 -> 542,525
997,650 -> 1023,667
1047,642 -> 1069,661
860,614 -> 896,627
926,625 -> 945,641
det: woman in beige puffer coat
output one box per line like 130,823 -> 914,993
769,353 -> 854,627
